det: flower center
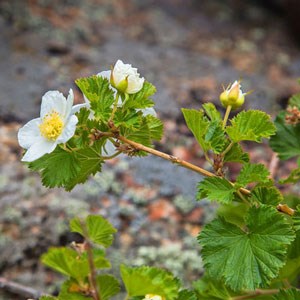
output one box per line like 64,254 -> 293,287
39,111 -> 64,140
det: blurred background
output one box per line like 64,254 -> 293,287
1,0 -> 300,299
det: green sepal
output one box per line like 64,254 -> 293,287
70,215 -> 117,248
120,264 -> 180,300
226,110 -> 276,143
198,205 -> 295,291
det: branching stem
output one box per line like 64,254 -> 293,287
232,288 -> 279,300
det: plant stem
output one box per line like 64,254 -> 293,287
117,135 -> 251,196
232,288 -> 279,300
222,141 -> 234,156
223,105 -> 232,129
109,93 -> 120,122
81,222 -> 101,300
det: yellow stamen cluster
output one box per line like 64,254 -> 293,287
39,111 -> 64,140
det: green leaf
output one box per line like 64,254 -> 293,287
251,186 -> 283,206
223,143 -> 249,163
198,205 -> 295,291
76,76 -> 115,120
236,163 -> 270,187
269,112 -> 300,160
28,147 -> 80,189
226,110 -> 276,143
197,177 -> 236,204
123,81 -> 156,110
272,288 -> 300,300
120,265 -> 180,300
41,248 -> 90,281
70,215 -> 117,248
181,108 -> 210,152
193,276 -> 234,300
204,121 -> 226,154
279,167 -> 300,184
289,93 -> 300,109
146,115 -> 164,141
177,289 -> 197,300
58,280 -> 93,300
217,202 -> 249,227
202,103 -> 222,122
96,275 -> 120,300
39,297 -> 58,300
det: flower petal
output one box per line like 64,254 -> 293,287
97,70 -> 111,80
57,115 -> 78,143
18,118 -> 42,149
65,89 -> 74,118
40,91 -> 67,118
140,107 -> 156,117
21,139 -> 57,162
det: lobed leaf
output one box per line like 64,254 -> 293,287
272,288 -> 300,299
120,265 -> 180,300
250,186 -> 283,206
198,177 -> 236,204
236,163 -> 270,188
202,103 -> 222,122
226,110 -> 276,143
70,215 -> 117,248
223,143 -> 249,164
204,120 -> 227,154
96,275 -> 120,300
269,112 -> 300,160
198,205 -> 295,291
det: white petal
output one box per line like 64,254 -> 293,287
103,139 -> 116,156
56,115 -> 78,143
40,91 -> 67,118
127,76 -> 144,94
18,118 -> 42,149
65,89 -> 74,117
140,107 -> 157,117
97,70 -> 111,80
21,139 -> 57,162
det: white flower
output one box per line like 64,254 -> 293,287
111,59 -> 144,94
143,294 -> 164,300
18,89 -> 86,162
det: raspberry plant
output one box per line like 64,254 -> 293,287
18,61 -> 300,300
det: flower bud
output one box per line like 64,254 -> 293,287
220,80 -> 246,110
110,60 -> 144,94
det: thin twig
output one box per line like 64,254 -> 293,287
0,277 -> 43,299
232,288 -> 279,300
80,221 -> 101,300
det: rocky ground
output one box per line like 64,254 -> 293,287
1,0 -> 300,299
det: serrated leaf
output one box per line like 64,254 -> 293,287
182,108 -> 210,152
76,76 -> 115,120
146,115 -> 164,141
58,280 -> 93,300
96,275 -> 120,300
202,103 -> 222,122
177,289 -> 197,300
41,248 -> 90,281
204,121 -> 226,154
198,205 -> 295,291
223,143 -> 249,163
28,147 -> 80,189
123,81 -> 156,110
269,112 -> 300,160
226,110 -> 276,143
120,265 -> 180,300
236,163 -> 270,187
251,186 -> 283,206
193,276 -> 234,300
65,142 -> 104,191
70,215 -> 117,248
197,177 -> 236,204
272,288 -> 300,300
